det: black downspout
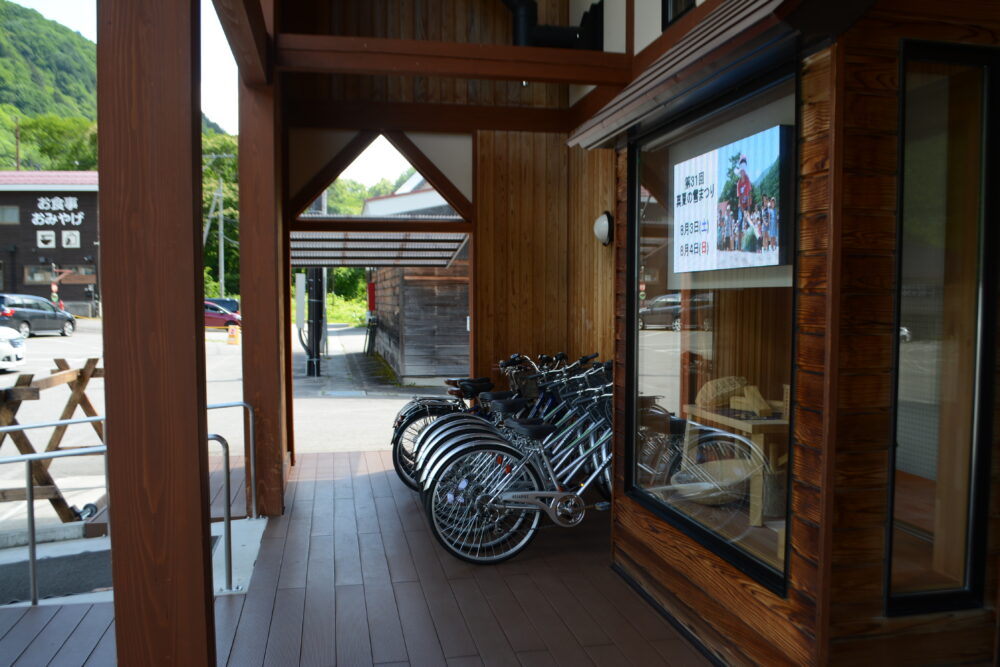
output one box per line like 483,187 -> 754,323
500,0 -> 603,51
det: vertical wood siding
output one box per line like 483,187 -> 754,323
473,131 -> 570,380
282,0 -> 569,110
568,146 -> 616,361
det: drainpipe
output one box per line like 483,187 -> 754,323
500,0 -> 603,51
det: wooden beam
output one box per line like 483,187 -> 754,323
288,130 -> 377,218
276,34 -> 631,85
292,217 -> 471,234
240,77 -> 288,517
285,100 -> 573,133
211,0 -> 270,85
97,0 -> 216,662
383,131 -> 473,222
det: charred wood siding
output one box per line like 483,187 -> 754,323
826,1 -> 1000,662
374,267 -> 403,373
402,276 -> 469,377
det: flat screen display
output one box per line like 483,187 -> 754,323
672,125 -> 788,273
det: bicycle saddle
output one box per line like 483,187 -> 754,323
444,376 -> 491,388
492,398 -> 531,414
479,390 -> 514,401
507,419 -> 557,440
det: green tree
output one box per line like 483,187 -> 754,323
20,113 -> 96,169
201,133 -> 240,296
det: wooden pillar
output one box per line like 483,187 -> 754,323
239,77 -> 289,516
97,0 -> 216,663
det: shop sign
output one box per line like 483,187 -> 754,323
36,230 -> 56,249
31,196 -> 85,226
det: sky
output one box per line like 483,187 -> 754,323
10,0 -> 408,185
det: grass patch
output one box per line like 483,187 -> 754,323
370,352 -> 401,386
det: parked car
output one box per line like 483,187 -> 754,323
0,326 -> 26,370
206,297 -> 240,314
204,301 -> 241,328
0,294 -> 76,337
638,292 -> 713,331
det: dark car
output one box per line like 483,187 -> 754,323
204,301 -> 242,328
638,292 -> 713,331
0,294 -> 76,337
206,297 -> 240,314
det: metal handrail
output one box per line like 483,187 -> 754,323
0,405 -> 255,604
207,401 -> 258,518
208,434 -> 233,592
0,443 -> 108,605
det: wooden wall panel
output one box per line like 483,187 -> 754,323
472,132 -> 612,380
473,131 -> 569,380
826,0 -> 1000,661
372,267 -> 403,372
283,0 -> 570,111
567,146 -> 615,360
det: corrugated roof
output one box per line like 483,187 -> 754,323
0,171 -> 99,191
289,231 -> 467,267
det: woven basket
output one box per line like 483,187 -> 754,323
694,376 -> 747,408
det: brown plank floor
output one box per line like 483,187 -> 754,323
0,452 -> 711,667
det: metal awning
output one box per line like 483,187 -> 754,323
289,231 -> 467,267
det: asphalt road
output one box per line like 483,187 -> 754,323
0,319 -> 431,534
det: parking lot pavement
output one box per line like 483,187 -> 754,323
0,319 -> 453,537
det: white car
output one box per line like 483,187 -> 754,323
0,326 -> 26,370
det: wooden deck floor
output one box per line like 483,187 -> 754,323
0,452 -> 711,667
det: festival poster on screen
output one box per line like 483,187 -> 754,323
673,125 -> 786,273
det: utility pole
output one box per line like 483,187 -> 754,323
216,177 -> 225,298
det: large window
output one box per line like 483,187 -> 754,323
23,265 -> 53,285
888,44 -> 999,613
630,82 -> 795,581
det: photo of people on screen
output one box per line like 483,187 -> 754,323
716,136 -> 780,257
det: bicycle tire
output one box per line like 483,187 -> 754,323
391,406 -> 456,489
425,443 -> 543,564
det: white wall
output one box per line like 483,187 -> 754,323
569,0 -> 627,105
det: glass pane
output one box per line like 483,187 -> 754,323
633,91 -> 794,572
891,61 -> 985,594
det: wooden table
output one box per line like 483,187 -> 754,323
683,404 -> 789,526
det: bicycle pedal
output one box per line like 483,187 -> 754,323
589,501 -> 611,511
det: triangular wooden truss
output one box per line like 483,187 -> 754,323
288,129 -> 473,222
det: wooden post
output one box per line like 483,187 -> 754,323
239,76 -> 289,516
97,0 -> 216,663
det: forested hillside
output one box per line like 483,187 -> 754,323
0,0 -> 225,170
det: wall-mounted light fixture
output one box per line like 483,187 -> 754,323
593,211 -> 613,246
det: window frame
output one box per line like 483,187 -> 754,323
23,265 -> 53,285
884,40 -> 1000,618
624,68 -> 799,596
661,0 -> 696,31
0,205 -> 18,225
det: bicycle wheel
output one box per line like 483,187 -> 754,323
425,443 -> 543,564
392,406 -> 455,489
670,430 -> 765,543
